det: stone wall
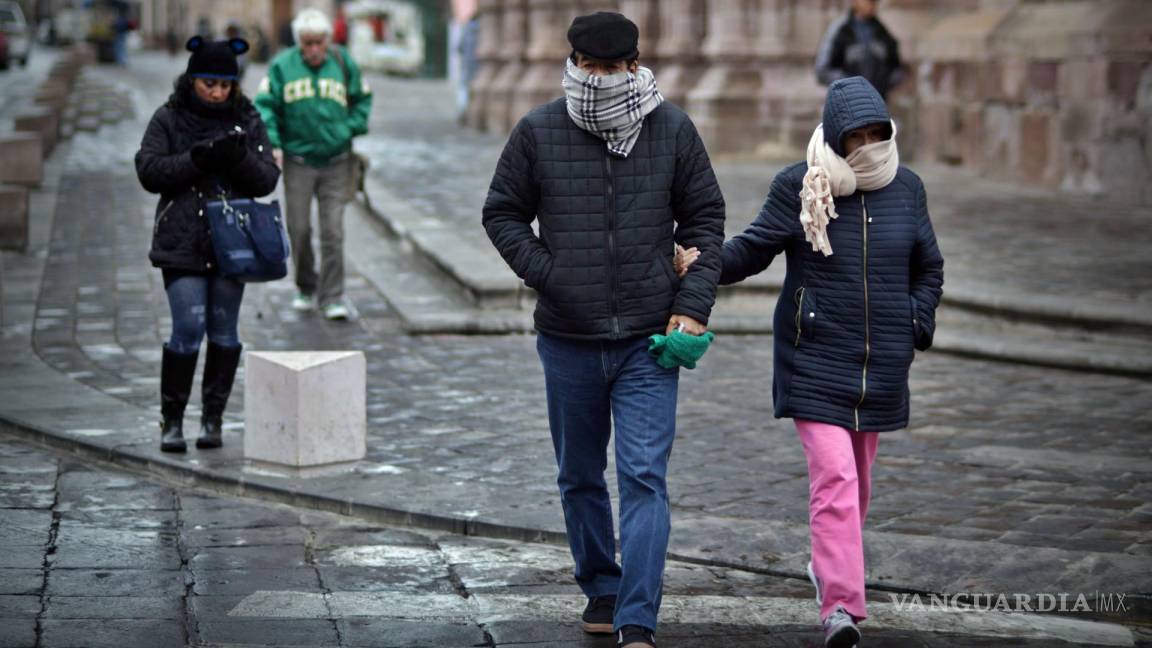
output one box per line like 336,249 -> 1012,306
467,0 -> 1152,204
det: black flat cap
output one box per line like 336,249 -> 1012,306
567,12 -> 639,61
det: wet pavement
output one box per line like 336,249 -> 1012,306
2,435 -> 1148,648
1,49 -> 1151,646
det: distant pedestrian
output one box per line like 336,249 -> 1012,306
196,16 -> 213,40
255,8 -> 373,320
483,12 -> 725,648
449,0 -> 479,123
135,37 -> 281,453
815,0 -> 906,99
676,76 -> 944,647
111,10 -> 131,66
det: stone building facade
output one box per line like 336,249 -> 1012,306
466,0 -> 1152,204
137,0 -> 332,54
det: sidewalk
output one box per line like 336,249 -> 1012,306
1,51 -> 1150,643
355,77 -> 1152,376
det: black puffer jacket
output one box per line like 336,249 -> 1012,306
720,77 -> 944,432
483,99 -> 725,340
136,95 -> 281,272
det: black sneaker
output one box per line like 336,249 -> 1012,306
617,624 -> 656,648
581,595 -> 616,634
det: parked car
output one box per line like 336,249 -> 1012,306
0,30 -> 9,70
0,1 -> 30,67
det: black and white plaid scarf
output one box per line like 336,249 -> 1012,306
563,58 -> 664,158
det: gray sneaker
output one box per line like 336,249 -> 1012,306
823,605 -> 860,648
807,560 -> 823,605
291,293 -> 315,311
322,302 -> 350,321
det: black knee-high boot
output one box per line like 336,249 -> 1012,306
160,345 -> 199,453
197,342 -> 243,449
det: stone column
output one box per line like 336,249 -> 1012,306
510,0 -> 570,124
618,0 -> 657,62
579,0 -> 619,14
755,0 -> 800,150
686,0 -> 767,153
467,0 -> 504,129
483,0 -> 529,133
653,0 -> 707,109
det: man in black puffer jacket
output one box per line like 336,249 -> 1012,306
482,12 -> 724,648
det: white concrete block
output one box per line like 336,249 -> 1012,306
244,351 -> 367,467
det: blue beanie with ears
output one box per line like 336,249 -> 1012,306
185,36 -> 249,80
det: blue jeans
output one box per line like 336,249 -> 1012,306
536,332 -> 679,632
163,272 -> 245,354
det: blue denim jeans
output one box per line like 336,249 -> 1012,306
536,332 -> 679,632
162,271 -> 245,354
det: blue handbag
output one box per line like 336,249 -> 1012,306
204,193 -> 290,283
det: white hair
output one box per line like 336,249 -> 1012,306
292,8 -> 332,43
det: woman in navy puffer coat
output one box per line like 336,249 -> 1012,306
686,77 -> 943,646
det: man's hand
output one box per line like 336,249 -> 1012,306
272,148 -> 284,168
666,314 -> 706,336
673,243 -> 699,278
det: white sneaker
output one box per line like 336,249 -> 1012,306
291,293 -> 315,311
322,302 -> 349,320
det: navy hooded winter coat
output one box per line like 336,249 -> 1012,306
720,77 -> 944,432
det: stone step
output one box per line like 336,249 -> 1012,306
0,134 -> 44,187
362,174 -> 1152,334
0,184 -> 30,252
13,107 -> 60,156
354,175 -> 1152,376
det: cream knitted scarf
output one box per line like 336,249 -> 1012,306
799,120 -> 899,256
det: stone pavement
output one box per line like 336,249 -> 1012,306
2,434 -> 1148,648
0,51 -> 1150,646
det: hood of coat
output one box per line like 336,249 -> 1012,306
822,76 -> 891,157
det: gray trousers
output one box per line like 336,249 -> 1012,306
283,155 -> 351,307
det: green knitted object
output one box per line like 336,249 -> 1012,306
647,330 -> 716,369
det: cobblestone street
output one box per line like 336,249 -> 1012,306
1,435 -> 1147,647
1,49 -> 1150,647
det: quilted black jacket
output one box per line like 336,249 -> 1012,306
136,97 -> 280,272
720,77 -> 944,432
483,99 -> 725,340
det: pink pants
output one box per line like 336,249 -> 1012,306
795,419 -> 880,622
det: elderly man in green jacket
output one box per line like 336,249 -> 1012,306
255,8 -> 372,320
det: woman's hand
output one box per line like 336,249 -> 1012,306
673,244 -> 700,278
190,131 -> 248,171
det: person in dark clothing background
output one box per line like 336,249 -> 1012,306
815,0 -> 906,99
482,11 -> 724,648
135,36 -> 281,454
